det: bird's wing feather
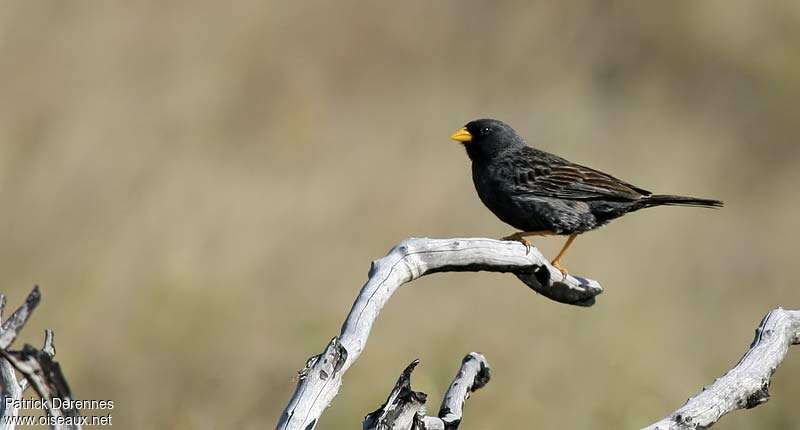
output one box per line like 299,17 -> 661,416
507,148 -> 651,201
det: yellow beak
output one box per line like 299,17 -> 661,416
450,127 -> 472,143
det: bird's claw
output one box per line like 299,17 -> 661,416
551,260 -> 569,279
502,233 -> 531,255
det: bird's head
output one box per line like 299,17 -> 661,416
450,118 -> 526,161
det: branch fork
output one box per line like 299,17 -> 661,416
277,236 -> 800,429
277,237 -> 603,430
0,287 -> 81,430
364,352 -> 491,430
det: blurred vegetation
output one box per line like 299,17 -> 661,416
0,1 -> 799,428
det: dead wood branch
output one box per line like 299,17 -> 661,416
277,237 -> 602,430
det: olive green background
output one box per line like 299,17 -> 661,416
1,1 -> 798,428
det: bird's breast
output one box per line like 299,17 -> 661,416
471,163 -> 523,225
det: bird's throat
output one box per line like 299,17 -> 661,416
464,142 -> 485,162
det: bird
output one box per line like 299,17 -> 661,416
450,118 -> 722,276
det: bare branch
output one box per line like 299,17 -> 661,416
364,353 -> 491,430
42,330 -> 56,358
643,308 -> 800,430
363,359 -> 426,430
18,330 -> 57,395
0,287 -> 80,430
0,294 -> 7,324
0,356 -> 22,430
0,286 -> 41,349
433,352 -> 491,428
0,288 -> 42,430
1,343 -> 81,430
17,375 -> 28,393
277,237 -> 602,430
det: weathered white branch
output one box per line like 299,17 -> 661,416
434,352 -> 491,428
0,287 -> 80,430
0,294 -> 21,430
0,287 -> 41,349
2,341 -> 81,430
363,352 -> 491,430
362,359 -> 427,430
0,287 -> 41,430
0,351 -> 22,430
643,308 -> 800,429
277,237 -> 602,430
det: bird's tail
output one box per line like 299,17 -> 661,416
640,194 -> 723,209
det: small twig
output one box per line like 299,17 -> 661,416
18,330 -> 57,395
0,286 -> 41,349
42,330 -> 56,358
17,375 -> 28,393
0,294 -> 7,323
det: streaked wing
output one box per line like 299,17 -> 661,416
509,147 -> 651,201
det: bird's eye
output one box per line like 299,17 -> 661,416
481,127 -> 491,135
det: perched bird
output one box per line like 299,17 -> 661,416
450,118 -> 722,276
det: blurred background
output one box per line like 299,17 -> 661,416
0,1 -> 798,428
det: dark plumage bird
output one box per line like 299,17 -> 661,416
450,118 -> 723,275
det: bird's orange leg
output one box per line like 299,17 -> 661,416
551,233 -> 578,277
501,231 -> 555,254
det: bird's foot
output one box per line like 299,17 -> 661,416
551,260 -> 569,279
501,232 -> 532,254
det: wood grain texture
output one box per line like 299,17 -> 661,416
277,237 -> 603,430
0,287 -> 80,430
363,352 -> 490,430
643,308 -> 800,429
